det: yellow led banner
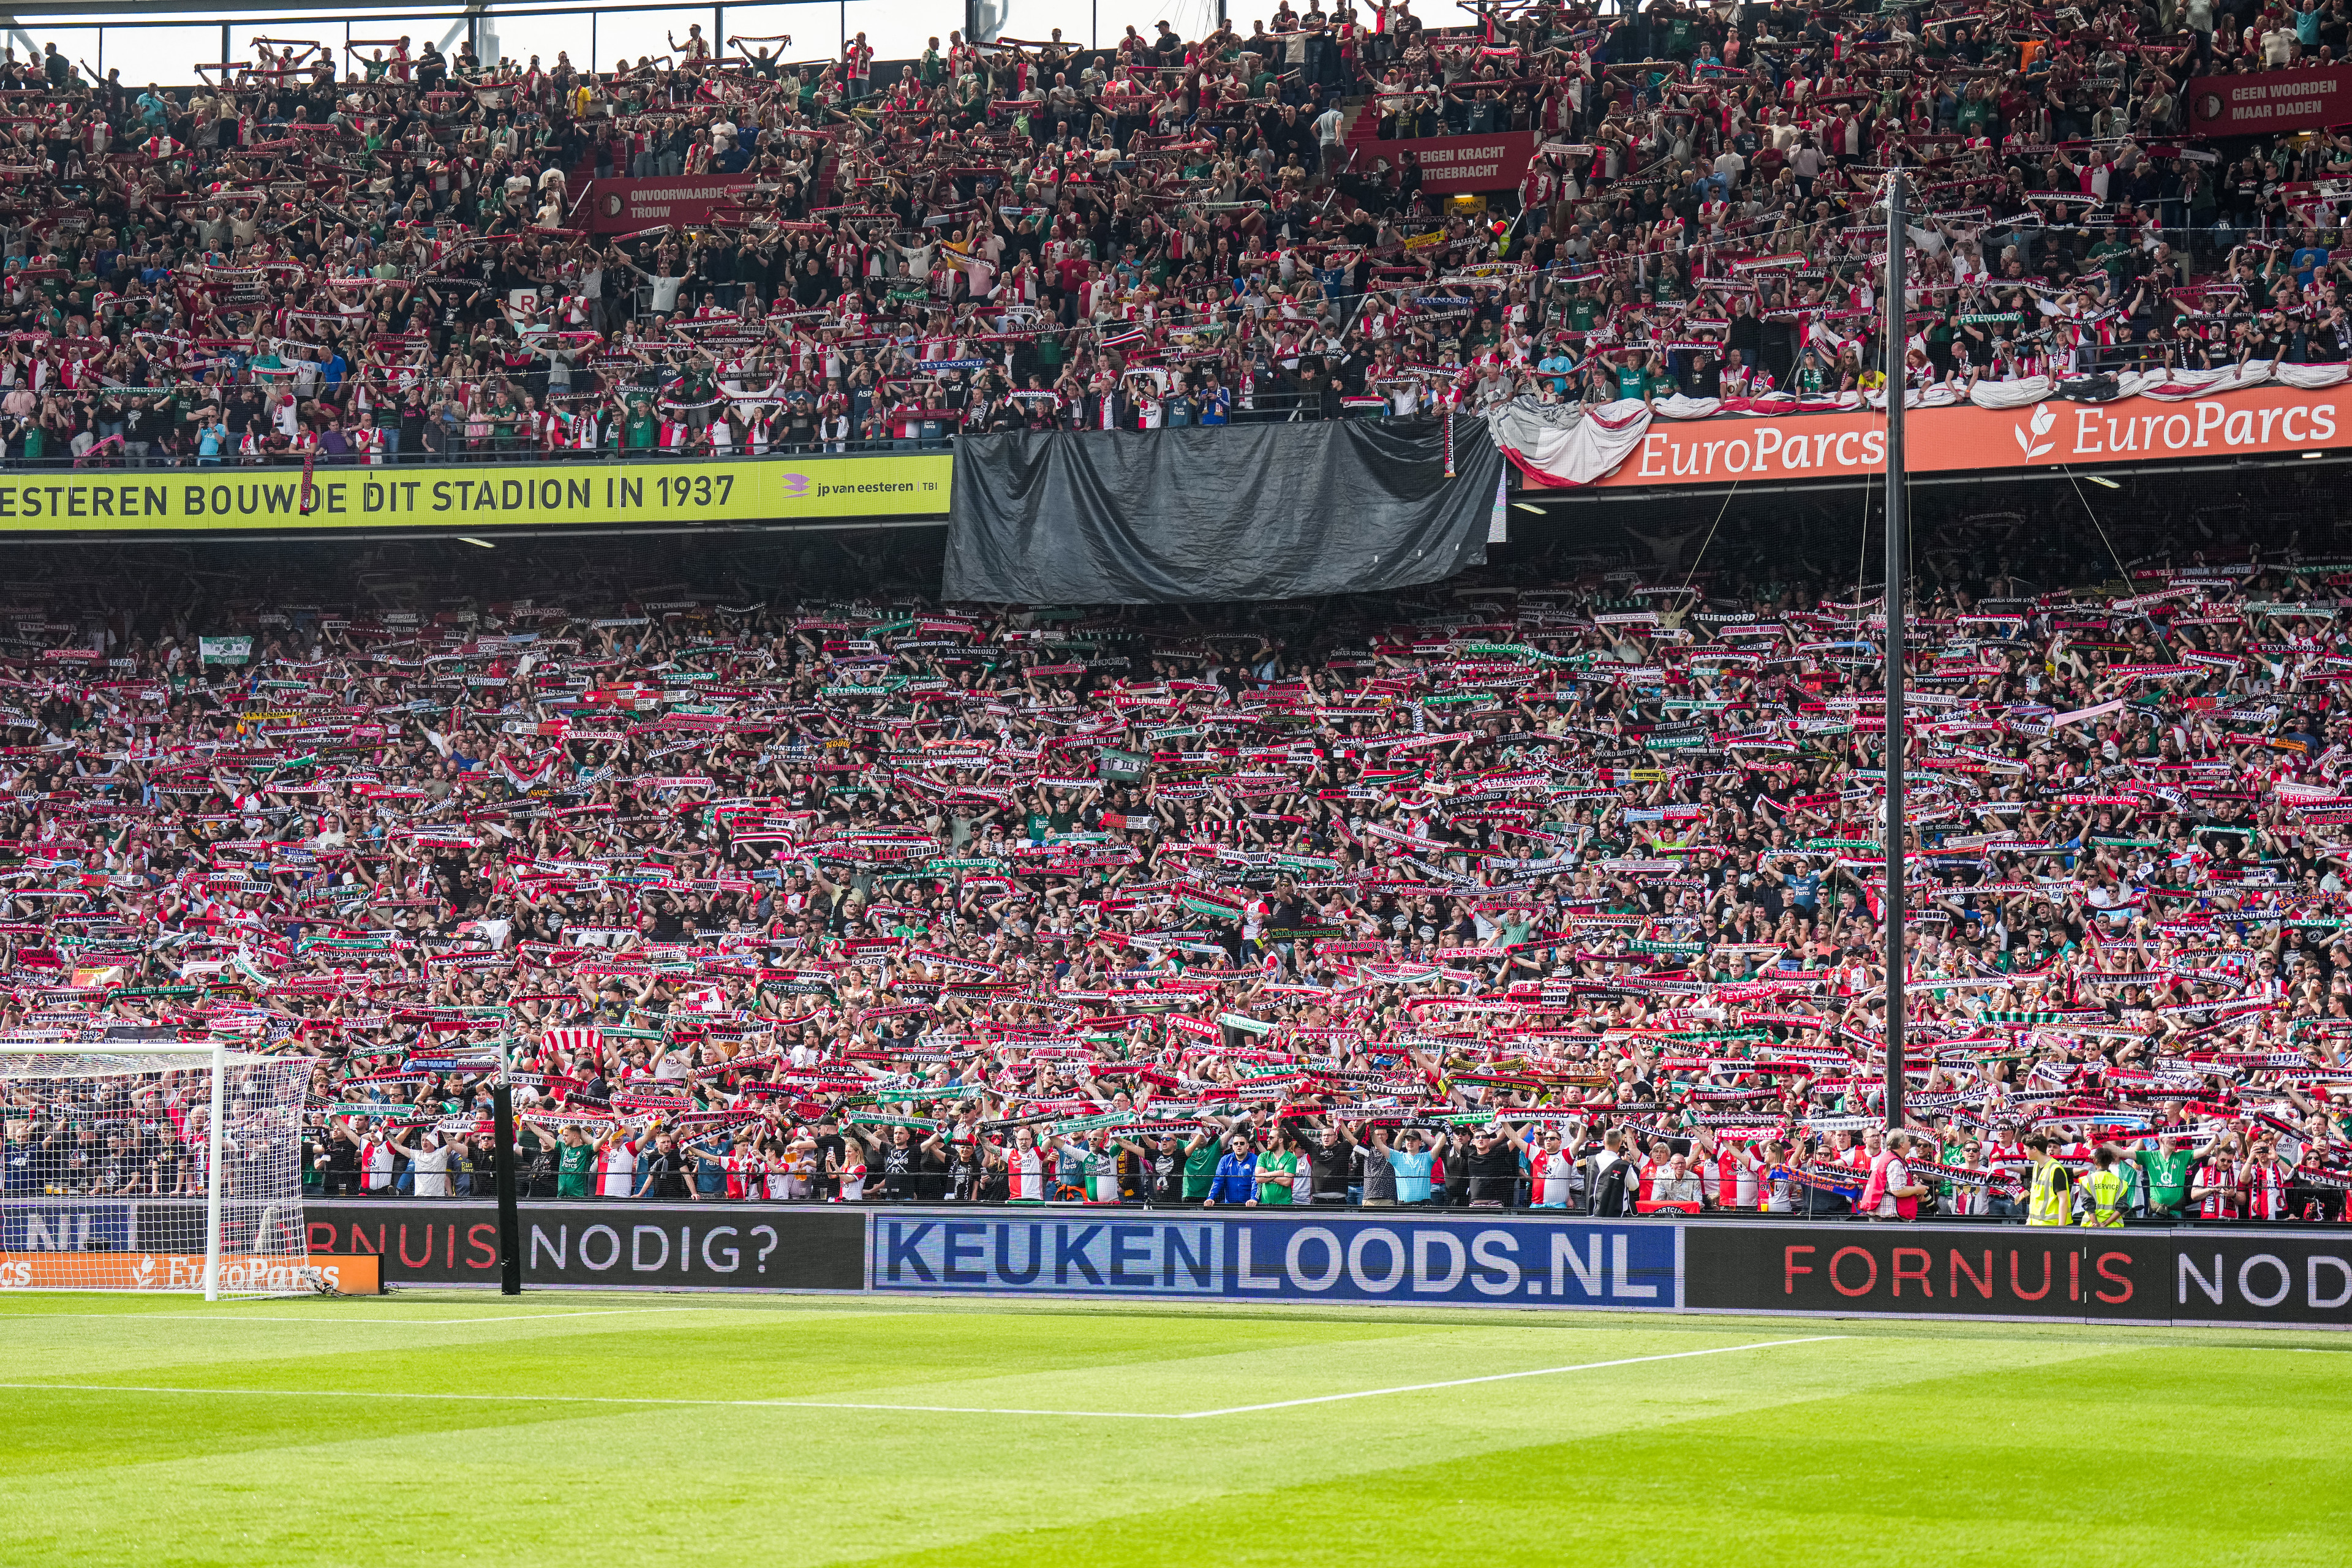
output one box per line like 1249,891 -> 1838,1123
0,453 -> 952,530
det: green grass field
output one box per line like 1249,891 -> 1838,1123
1,1292 -> 2345,1567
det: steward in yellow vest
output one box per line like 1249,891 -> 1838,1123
2026,1134 -> 2072,1226
2076,1145 -> 2131,1228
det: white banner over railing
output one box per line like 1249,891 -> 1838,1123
1494,360 -> 2352,490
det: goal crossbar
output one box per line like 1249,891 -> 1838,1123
0,1042 -> 227,1051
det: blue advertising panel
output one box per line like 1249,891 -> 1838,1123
868,1212 -> 1683,1309
2,1199 -> 133,1251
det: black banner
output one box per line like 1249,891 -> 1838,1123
1684,1222 -> 2171,1321
1684,1221 -> 2352,1327
2168,1233 -> 2352,1327
942,414 -> 1502,604
303,1200 -> 866,1291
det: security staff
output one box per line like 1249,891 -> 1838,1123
2075,1144 -> 2131,1228
2025,1133 -> 2073,1226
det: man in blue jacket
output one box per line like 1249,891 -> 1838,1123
1204,1134 -> 1257,1206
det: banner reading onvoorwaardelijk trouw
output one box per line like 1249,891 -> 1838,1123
571,173 -> 756,233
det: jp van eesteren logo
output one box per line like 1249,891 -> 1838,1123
2013,402 -> 2056,461
782,473 -> 809,498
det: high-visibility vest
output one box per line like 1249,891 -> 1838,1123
2027,1160 -> 2073,1226
2079,1166 -> 2130,1228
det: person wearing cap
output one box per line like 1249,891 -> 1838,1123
1117,1130 -> 1187,1205
1388,1128 -> 1434,1205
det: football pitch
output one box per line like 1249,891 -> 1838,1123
1,1293 -> 2346,1567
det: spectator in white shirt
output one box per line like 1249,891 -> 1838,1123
390,1131 -> 456,1197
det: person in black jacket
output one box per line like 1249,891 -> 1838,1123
638,1133 -> 689,1200
1318,369 -> 1346,420
1585,1129 -> 1633,1217
1297,1120 -> 1354,1202
317,1119 -> 363,1196
1119,1132 -> 1189,1205
1435,1129 -> 1470,1206
1466,1123 -> 1522,1207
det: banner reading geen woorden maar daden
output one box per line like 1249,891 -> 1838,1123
2188,65 -> 2352,134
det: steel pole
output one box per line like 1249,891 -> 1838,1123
492,1080 -> 522,1295
203,1040 -> 227,1301
1882,173 -> 1907,1134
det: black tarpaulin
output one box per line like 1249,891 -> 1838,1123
942,414 -> 1501,604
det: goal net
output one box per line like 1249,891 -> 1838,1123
0,1047 -> 311,1298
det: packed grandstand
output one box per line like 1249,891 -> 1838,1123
0,466 -> 2337,1232
0,0 -> 2341,462
0,0 -> 2345,1233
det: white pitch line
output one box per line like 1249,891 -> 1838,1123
13,1308 -> 717,1325
0,1338 -> 1839,1421
763,1400 -> 1175,1419
0,1382 -> 1175,1419
1173,1336 -> 1846,1417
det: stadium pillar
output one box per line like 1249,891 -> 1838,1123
1881,173 -> 1907,1134
492,1081 -> 523,1294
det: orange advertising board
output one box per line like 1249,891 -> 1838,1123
0,1251 -> 380,1293
1593,382 -> 2349,489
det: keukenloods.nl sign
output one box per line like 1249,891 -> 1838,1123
0,453 -> 951,531
1595,382 -> 2348,489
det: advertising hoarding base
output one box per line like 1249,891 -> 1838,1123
21,1199 -> 2340,1325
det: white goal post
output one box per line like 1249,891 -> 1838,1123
0,1043 -> 311,1299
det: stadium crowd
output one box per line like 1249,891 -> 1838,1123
0,0 -> 2348,458
0,500 -> 2345,1227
